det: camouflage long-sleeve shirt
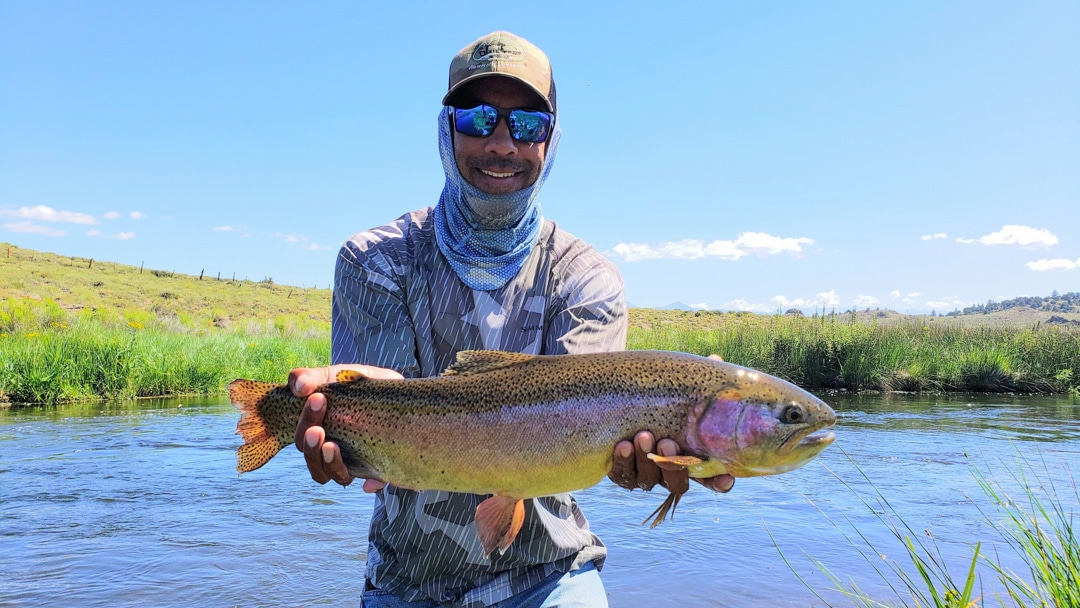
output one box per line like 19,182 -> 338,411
330,207 -> 627,607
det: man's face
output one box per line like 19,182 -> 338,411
451,78 -> 549,195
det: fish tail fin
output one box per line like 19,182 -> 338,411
475,495 -> 526,556
230,379 -> 295,474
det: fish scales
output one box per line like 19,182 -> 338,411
232,349 -> 836,554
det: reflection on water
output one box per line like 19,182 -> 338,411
1,393 -> 1078,607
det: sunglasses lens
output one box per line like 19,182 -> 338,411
508,110 -> 551,143
452,105 -> 553,143
454,106 -> 498,137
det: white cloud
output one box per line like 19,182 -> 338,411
926,297 -> 966,309
87,228 -> 136,239
772,290 -> 840,311
104,211 -> 121,220
1026,258 -> 1080,271
921,233 -> 947,240
0,205 -> 97,225
273,232 -> 303,244
957,225 -> 1057,247
4,221 -> 66,236
611,232 -> 813,262
688,303 -> 709,310
854,295 -> 879,307
722,298 -> 772,312
890,290 -> 901,298
130,211 -> 148,220
214,225 -> 238,231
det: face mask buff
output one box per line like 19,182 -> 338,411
432,106 -> 561,291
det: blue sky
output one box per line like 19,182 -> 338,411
1,2 -> 1077,313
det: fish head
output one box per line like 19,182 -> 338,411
688,364 -> 836,477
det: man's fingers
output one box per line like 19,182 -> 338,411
607,440 -> 636,489
655,438 -> 690,495
321,442 -> 353,487
362,479 -> 386,493
633,431 -> 661,491
695,474 -> 735,493
295,394 -> 327,450
302,426 -> 331,484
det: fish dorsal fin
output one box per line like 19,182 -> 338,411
442,350 -> 536,376
335,370 -> 368,384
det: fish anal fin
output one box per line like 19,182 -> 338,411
646,453 -> 703,471
442,350 -> 536,376
335,370 -> 368,384
474,495 -> 526,556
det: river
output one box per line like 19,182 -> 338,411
2,392 -> 1079,607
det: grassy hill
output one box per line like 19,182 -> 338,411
0,242 -> 331,334
2,243 -> 1078,404
5,241 -> 1076,334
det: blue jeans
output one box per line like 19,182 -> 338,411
361,561 -> 608,608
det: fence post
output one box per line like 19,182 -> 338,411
200,269 -> 204,280
88,258 -> 93,269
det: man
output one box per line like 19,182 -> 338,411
289,31 -> 734,607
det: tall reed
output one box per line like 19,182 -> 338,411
628,313 -> 1080,394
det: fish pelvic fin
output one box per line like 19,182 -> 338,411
230,379 -> 295,474
646,453 -> 703,470
641,453 -> 700,529
474,495 -> 526,556
442,350 -> 536,376
643,492 -> 683,529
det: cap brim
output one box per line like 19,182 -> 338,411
442,73 -> 553,112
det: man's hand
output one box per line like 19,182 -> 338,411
608,431 -> 735,495
608,354 -> 733,494
289,364 -> 403,491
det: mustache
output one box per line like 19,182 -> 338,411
465,157 -> 531,173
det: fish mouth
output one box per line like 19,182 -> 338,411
778,422 -> 836,456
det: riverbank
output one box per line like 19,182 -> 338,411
2,295 -> 1078,405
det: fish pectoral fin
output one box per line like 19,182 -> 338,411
474,495 -> 526,556
646,453 -> 703,471
334,370 -> 368,383
642,491 -> 683,529
442,351 -> 536,376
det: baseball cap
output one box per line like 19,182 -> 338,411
442,31 -> 555,113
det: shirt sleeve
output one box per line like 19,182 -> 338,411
545,247 -> 628,356
330,238 -> 423,378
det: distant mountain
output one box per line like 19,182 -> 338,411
946,291 -> 1080,316
658,302 -> 701,312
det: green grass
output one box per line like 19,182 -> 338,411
778,455 -> 1080,607
2,243 -> 1078,404
1,297 -> 329,405
627,310 -> 1080,394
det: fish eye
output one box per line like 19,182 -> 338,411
781,404 -> 805,424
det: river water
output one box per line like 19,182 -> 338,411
2,392 -> 1079,607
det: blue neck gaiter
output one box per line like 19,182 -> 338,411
433,107 -> 561,291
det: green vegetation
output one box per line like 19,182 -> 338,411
781,457 -> 1079,607
0,297 -> 329,405
2,243 -> 1078,404
1,243 -> 331,405
629,309 -> 1080,395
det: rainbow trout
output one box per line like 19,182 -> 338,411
232,350 -> 836,555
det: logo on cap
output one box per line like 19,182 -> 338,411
471,39 -> 525,64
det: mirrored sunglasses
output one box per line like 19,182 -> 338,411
450,104 -> 553,143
